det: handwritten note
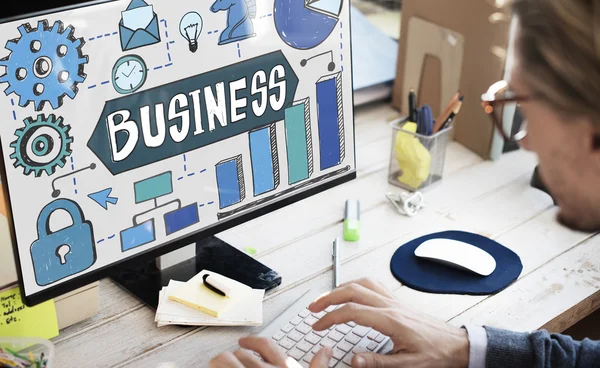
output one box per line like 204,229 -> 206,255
0,286 -> 58,339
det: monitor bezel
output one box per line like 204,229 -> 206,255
0,0 -> 359,307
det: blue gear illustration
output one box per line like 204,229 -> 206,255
9,114 -> 73,177
0,20 -> 88,111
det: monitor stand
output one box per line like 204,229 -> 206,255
109,236 -> 282,309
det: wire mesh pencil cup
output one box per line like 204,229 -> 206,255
388,117 -> 452,191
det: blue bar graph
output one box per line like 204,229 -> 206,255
249,124 -> 280,196
285,98 -> 313,184
316,72 -> 345,170
216,155 -> 245,209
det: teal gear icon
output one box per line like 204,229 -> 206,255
10,114 -> 73,177
0,20 -> 88,111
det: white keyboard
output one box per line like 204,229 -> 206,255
257,290 -> 390,367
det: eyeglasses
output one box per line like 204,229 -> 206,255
481,80 -> 532,143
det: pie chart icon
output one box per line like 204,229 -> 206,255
274,0 -> 342,50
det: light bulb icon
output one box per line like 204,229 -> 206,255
179,11 -> 203,53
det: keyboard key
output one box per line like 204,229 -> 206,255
297,340 -> 314,353
303,352 -> 315,362
272,331 -> 286,341
282,324 -> 294,333
312,345 -> 322,354
304,316 -> 319,326
343,353 -> 354,365
336,341 -> 353,353
336,324 -> 352,335
328,331 -> 344,342
332,348 -> 346,360
346,321 -> 357,328
352,345 -> 368,354
325,305 -> 338,313
291,316 -> 303,325
335,362 -> 350,368
329,325 -> 336,330
300,361 -> 310,368
367,341 -> 379,351
288,330 -> 304,342
299,309 -> 311,318
367,331 -> 379,340
288,348 -> 305,360
345,334 -> 361,345
320,338 -> 337,348
279,337 -> 295,350
314,329 -> 329,337
305,333 -> 321,345
296,323 -> 312,335
375,334 -> 385,343
329,358 -> 339,368
352,326 -> 371,337
312,311 -> 327,319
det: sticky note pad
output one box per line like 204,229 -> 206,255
0,286 -> 58,339
168,271 -> 251,317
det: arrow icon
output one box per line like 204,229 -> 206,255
88,188 -> 118,210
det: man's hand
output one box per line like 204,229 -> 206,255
209,336 -> 332,367
309,278 -> 470,368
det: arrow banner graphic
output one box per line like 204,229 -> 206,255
87,51 -> 299,175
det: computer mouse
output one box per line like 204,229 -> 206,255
414,238 -> 496,276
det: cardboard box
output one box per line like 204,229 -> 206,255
392,0 -> 512,159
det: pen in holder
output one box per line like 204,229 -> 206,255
388,117 -> 452,191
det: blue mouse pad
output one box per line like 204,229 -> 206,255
390,231 -> 523,295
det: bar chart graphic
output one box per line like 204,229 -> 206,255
249,124 -> 280,196
285,98 -> 314,184
216,155 -> 246,209
316,72 -> 345,170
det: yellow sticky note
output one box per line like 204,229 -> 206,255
0,287 -> 58,339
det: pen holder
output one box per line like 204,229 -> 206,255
388,117 -> 452,191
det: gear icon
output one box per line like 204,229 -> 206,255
0,20 -> 88,111
10,114 -> 73,177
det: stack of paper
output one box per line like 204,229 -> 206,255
155,270 -> 264,327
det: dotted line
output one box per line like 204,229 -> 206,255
97,233 -> 116,244
339,22 -> 344,72
71,156 -> 78,194
259,13 -> 273,19
177,154 -> 207,180
237,43 -> 242,58
10,99 -> 16,121
207,29 -> 219,35
198,201 -> 215,207
89,31 -> 118,41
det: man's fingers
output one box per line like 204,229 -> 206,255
339,278 -> 394,299
209,352 -> 244,368
312,303 -> 392,333
238,336 -> 287,366
233,349 -> 267,368
309,283 -> 391,313
309,347 -> 332,368
353,353 -> 412,368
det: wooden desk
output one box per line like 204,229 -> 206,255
51,102 -> 600,367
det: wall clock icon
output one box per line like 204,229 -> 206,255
112,55 -> 148,94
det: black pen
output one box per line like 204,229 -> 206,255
203,274 -> 229,296
408,88 -> 417,122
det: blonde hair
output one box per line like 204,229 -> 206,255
511,0 -> 600,120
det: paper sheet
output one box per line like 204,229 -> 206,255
0,286 -> 58,339
157,281 -> 263,327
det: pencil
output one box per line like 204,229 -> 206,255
433,92 -> 460,133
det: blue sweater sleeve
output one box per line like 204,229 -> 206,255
484,326 -> 600,367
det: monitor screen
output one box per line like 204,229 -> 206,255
0,0 -> 356,305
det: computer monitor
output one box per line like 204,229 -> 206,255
0,0 -> 356,307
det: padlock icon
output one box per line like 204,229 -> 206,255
30,198 -> 97,286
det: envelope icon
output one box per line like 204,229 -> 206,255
119,0 -> 161,51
